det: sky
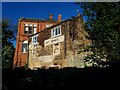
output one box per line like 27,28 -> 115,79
2,2 -> 84,25
2,2 -> 85,47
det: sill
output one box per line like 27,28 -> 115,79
51,34 -> 61,38
32,42 -> 39,45
24,33 -> 33,35
22,52 -> 27,54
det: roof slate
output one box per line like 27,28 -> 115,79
18,17 -> 58,23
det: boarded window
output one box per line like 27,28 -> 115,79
53,43 -> 60,55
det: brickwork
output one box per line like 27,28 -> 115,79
28,15 -> 91,69
13,15 -> 60,68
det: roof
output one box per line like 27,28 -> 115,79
18,17 -> 58,23
43,18 -> 58,22
28,19 -> 68,38
29,15 -> 84,37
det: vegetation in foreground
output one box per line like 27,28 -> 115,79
2,67 -> 120,90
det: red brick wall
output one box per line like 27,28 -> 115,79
13,20 -> 58,68
13,21 -> 30,67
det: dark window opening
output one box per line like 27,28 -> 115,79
29,26 -> 32,34
54,63 -> 57,65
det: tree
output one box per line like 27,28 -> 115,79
2,19 -> 17,69
76,2 -> 120,67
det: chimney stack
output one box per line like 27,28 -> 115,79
49,14 -> 53,19
78,13 -> 80,17
58,14 -> 62,21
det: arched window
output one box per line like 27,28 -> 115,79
22,40 -> 28,53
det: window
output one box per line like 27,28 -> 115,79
24,26 -> 28,34
53,43 -> 60,55
24,24 -> 37,34
51,26 -> 61,37
55,28 -> 57,35
33,27 -> 37,34
45,24 -> 52,28
33,24 -> 37,34
32,35 -> 38,44
24,24 -> 29,34
57,27 -> 60,34
34,24 -> 37,27
22,40 -> 28,53
28,26 -> 32,34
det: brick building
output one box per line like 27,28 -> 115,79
28,14 -> 91,69
13,14 -> 62,68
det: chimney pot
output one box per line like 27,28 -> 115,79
58,14 -> 62,21
49,14 -> 53,19
77,13 -> 81,17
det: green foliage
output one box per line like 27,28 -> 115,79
2,19 -> 16,69
77,2 -> 120,67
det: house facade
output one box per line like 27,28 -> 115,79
13,14 -> 61,68
28,14 -> 91,69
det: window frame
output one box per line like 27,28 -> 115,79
22,40 -> 28,53
24,24 -> 37,34
45,24 -> 53,28
32,35 -> 38,44
51,25 -> 61,37
33,27 -> 37,34
28,26 -> 33,34
24,26 -> 29,34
